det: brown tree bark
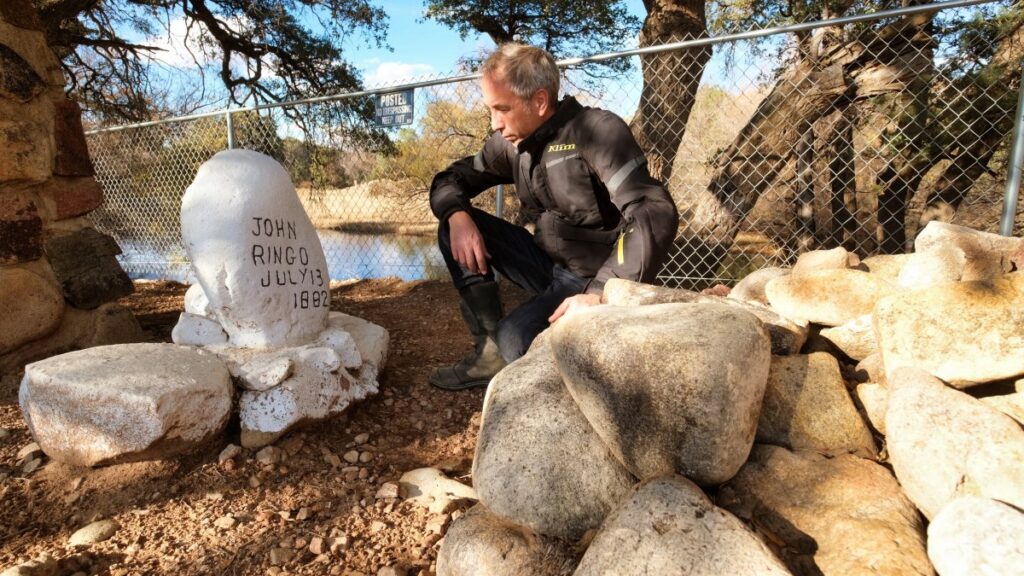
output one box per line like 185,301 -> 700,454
630,0 -> 711,183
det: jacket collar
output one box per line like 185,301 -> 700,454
517,96 -> 583,154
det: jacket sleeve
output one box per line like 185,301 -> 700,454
429,131 -> 515,223
578,111 -> 680,294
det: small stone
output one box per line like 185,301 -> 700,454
354,433 -> 370,445
329,536 -> 350,554
358,451 -> 373,463
343,468 -> 359,481
267,568 -> 282,576
370,520 -> 388,534
309,536 -> 326,555
22,457 -> 42,475
296,507 -> 311,521
343,450 -> 359,464
294,537 -> 308,550
375,482 -> 400,500
69,519 -> 120,547
377,567 -> 406,576
256,446 -> 282,466
248,476 -> 261,488
425,515 -> 449,535
218,444 -> 242,464
324,451 -> 342,468
214,516 -> 237,530
269,548 -> 294,566
16,442 -> 42,462
358,468 -> 369,480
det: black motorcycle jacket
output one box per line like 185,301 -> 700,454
430,96 -> 680,294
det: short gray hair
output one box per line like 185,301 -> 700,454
481,43 -> 560,102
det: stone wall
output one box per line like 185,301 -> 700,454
0,0 -> 142,376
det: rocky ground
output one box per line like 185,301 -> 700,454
0,278 -> 529,575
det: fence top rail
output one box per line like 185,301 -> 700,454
85,0 -> 998,135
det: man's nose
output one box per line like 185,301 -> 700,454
491,113 -> 503,131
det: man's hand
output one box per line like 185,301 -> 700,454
548,293 -> 602,324
449,211 -> 490,275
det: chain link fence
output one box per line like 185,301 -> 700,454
86,0 -> 1024,289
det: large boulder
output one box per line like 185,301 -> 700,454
765,269 -> 897,326
728,267 -> 790,306
19,343 -> 232,466
181,149 -> 331,348
719,445 -> 932,576
926,496 -> 1024,576
885,367 -> 1024,519
0,267 -> 64,355
914,221 -> 1023,282
896,244 -> 965,289
436,505 -> 576,576
552,303 -> 771,485
874,272 -> 1024,387
860,254 -> 911,284
854,382 -> 888,435
819,314 -> 876,361
602,278 -> 807,355
757,353 -> 877,458
473,338 -> 635,540
791,247 -> 859,275
574,476 -> 792,576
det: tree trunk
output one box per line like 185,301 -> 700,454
631,0 -> 711,183
683,13 -> 934,273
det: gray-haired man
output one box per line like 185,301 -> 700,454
428,43 -> 679,390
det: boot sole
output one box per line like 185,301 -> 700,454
428,373 -> 491,391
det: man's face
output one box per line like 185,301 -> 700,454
481,73 -> 552,146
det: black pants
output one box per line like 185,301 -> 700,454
438,208 -> 588,362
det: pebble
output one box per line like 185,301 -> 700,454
279,435 -> 304,455
375,482 -> 400,500
370,520 -> 388,534
358,468 -> 369,480
22,458 -> 42,475
343,450 -> 360,464
328,536 -> 350,554
354,433 -> 370,444
69,519 -> 120,547
294,537 -> 308,550
218,444 -> 242,464
296,507 -> 311,521
268,545 -> 292,561
324,452 -> 342,468
1,553 -> 58,576
249,476 -> 261,488
358,451 -> 373,464
309,536 -> 326,555
16,442 -> 42,462
378,567 -> 407,576
214,516 -> 237,530
256,446 -> 283,466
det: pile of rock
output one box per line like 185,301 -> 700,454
438,221 -> 1024,576
19,151 -> 389,466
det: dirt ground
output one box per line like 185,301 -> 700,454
0,278 -> 530,575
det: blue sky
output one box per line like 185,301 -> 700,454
355,1 -> 648,86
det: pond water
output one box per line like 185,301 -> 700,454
121,231 -> 448,283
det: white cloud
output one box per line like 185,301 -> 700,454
145,16 -> 211,68
363,61 -> 435,87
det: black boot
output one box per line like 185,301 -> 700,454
429,282 -> 507,390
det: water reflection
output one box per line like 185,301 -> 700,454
121,231 -> 447,282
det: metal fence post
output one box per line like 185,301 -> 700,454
225,109 -> 235,150
1001,64 -> 1024,236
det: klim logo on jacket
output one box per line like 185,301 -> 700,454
548,144 -> 576,152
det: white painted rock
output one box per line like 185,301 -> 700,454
552,303 -> 771,485
914,221 -> 1022,282
765,269 -> 897,326
602,278 -> 806,355
819,314 -> 876,361
183,283 -> 212,316
757,353 -> 877,458
327,311 -> 389,369
885,367 -> 1024,519
874,272 -> 1024,387
792,247 -> 859,275
927,496 -> 1024,576
170,312 -> 228,346
437,505 -> 576,576
720,445 -> 931,576
728,267 -> 790,306
981,392 -> 1024,427
896,244 -> 965,289
236,345 -> 375,448
473,337 -> 635,539
19,343 -> 232,466
574,476 -> 792,576
181,149 -> 331,348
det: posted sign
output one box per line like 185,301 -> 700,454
374,89 -> 414,127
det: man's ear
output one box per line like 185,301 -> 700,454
532,88 -> 552,116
